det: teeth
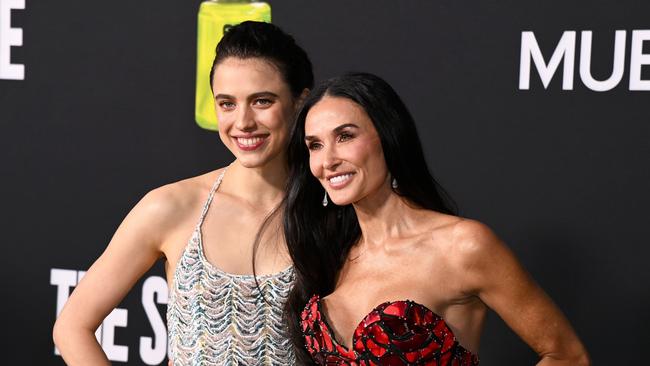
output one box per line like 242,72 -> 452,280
329,174 -> 352,184
237,137 -> 265,146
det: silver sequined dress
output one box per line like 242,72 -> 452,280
167,169 -> 296,365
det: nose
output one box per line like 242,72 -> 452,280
234,105 -> 256,132
322,144 -> 341,171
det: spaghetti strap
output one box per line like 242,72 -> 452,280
196,166 -> 228,229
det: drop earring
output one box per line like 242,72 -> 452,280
322,191 -> 328,207
392,177 -> 398,189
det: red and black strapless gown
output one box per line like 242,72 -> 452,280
301,295 -> 479,366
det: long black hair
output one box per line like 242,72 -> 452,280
282,72 -> 457,364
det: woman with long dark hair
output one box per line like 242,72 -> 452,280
53,21 -> 312,365
283,72 -> 590,365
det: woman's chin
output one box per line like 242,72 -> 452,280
329,195 -> 356,207
236,154 -> 271,169
234,150 -> 280,169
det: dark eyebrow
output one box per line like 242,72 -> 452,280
214,91 -> 279,100
248,91 -> 279,100
333,123 -> 359,133
214,93 -> 234,100
305,123 -> 359,141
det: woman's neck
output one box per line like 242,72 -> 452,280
352,182 -> 421,248
222,156 -> 287,211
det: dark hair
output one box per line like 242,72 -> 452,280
282,72 -> 457,364
210,21 -> 314,97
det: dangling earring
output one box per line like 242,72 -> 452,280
392,177 -> 398,189
322,191 -> 328,207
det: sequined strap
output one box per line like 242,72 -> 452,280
196,165 -> 228,229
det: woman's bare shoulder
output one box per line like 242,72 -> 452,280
421,214 -> 504,260
418,215 -> 509,290
131,168 -> 227,230
450,218 -> 500,250
440,217 -> 514,281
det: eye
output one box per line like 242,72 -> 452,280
337,132 -> 354,142
218,101 -> 236,111
253,98 -> 274,107
307,141 -> 323,151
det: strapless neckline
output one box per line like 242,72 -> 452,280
301,294 -> 479,365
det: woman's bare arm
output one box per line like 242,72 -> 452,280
454,219 -> 590,366
52,187 -> 185,365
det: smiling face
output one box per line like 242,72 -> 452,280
212,57 -> 297,168
305,95 -> 390,205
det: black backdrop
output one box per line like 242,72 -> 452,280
1,0 -> 648,364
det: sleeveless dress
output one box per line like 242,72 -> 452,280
167,168 -> 296,365
301,295 -> 479,366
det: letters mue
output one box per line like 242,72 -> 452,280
519,30 -> 650,91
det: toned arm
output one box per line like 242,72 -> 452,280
455,220 -> 590,366
52,187 -> 186,365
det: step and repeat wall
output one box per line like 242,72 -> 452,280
1,0 -> 648,364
